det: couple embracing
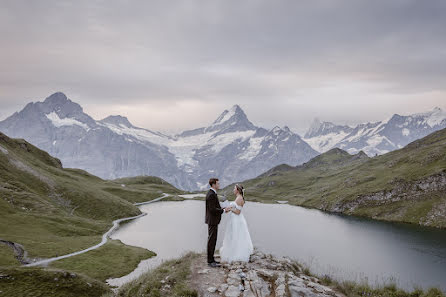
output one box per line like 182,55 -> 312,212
205,178 -> 253,267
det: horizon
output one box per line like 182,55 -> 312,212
1,91 -> 445,137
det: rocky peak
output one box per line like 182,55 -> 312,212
43,92 -> 69,105
100,115 -> 134,128
205,104 -> 256,134
40,92 -> 85,118
305,118 -> 352,138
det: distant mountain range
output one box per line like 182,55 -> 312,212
303,107 -> 446,156
0,92 -> 318,190
1,92 -> 445,190
222,127 -> 446,229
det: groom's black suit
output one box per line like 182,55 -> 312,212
205,188 -> 224,263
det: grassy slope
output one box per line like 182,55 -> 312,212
0,267 -> 110,297
51,239 -> 156,282
104,176 -> 184,204
222,128 -> 446,228
116,252 -> 198,297
0,132 -> 183,296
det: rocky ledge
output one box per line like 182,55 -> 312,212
189,251 -> 344,297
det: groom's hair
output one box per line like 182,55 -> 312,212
209,178 -> 219,187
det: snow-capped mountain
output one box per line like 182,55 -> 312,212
303,118 -> 354,153
0,92 -> 318,190
304,107 -> 446,156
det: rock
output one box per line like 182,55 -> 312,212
225,285 -> 241,297
219,284 -> 229,292
275,284 -> 287,297
275,274 -> 287,297
246,271 -> 271,297
257,268 -> 274,278
162,284 -> 171,290
289,285 -> 321,297
242,290 -> 256,297
191,251 -> 344,297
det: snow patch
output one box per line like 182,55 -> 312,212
46,112 -> 89,131
402,128 -> 410,136
304,131 -> 349,153
239,137 -> 264,161
413,107 -> 446,128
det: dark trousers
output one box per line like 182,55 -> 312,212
207,224 -> 218,263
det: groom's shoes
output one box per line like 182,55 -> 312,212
208,261 -> 221,268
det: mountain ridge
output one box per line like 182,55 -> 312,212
304,107 -> 446,156
0,92 -> 318,190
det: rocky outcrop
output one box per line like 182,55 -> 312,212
189,251 -> 343,297
331,172 -> 446,213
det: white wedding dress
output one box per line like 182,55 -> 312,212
219,201 -> 253,263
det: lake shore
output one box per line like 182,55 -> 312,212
116,250 -> 445,297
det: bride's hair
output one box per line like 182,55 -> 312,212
235,184 -> 245,201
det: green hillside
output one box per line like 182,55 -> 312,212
223,128 -> 446,228
0,132 -> 183,296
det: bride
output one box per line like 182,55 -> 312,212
219,184 -> 253,263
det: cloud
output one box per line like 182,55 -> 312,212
0,0 -> 445,134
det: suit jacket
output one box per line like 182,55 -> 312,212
205,189 -> 224,225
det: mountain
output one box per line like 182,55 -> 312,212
223,127 -> 446,229
303,118 -> 354,153
0,92 -> 318,190
303,107 -> 446,156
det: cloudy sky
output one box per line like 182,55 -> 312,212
1,0 -> 445,135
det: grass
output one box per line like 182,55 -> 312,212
0,266 -> 110,297
117,252 -> 199,297
0,245 -> 19,267
222,128 -> 446,228
51,239 -> 156,281
319,277 -> 445,297
0,132 -> 184,296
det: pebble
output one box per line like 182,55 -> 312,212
207,287 -> 217,293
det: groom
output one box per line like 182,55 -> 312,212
205,178 -> 230,267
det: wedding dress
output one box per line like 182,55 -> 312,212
219,201 -> 253,262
